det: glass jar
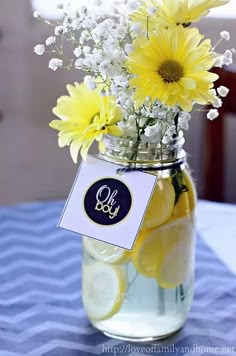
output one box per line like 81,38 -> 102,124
82,135 -> 196,342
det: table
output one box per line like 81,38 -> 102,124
0,200 -> 236,356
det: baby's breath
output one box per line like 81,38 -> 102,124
34,0 -> 233,147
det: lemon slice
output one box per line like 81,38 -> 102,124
131,228 -> 163,278
83,236 -> 130,264
172,189 -> 190,219
132,218 -> 194,281
141,178 -> 175,230
82,262 -> 126,321
157,221 -> 194,289
183,170 -> 197,211
172,170 -> 197,219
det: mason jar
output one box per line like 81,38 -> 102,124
82,135 -> 196,341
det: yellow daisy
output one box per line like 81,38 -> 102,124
50,83 -> 123,162
127,26 -> 219,112
132,0 -> 230,28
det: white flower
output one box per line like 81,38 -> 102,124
33,11 -> 40,19
166,125 -> 176,137
57,3 -> 64,9
212,96 -> 223,108
75,58 -> 84,69
45,36 -> 56,46
178,112 -> 191,130
63,16 -> 73,29
83,46 -> 91,54
34,44 -> 45,56
55,26 -> 64,36
72,19 -> 81,30
224,49 -> 233,59
125,44 -> 134,54
210,89 -> 217,96
84,75 -> 97,90
110,83 -> 120,95
141,133 -> 161,144
223,49 -> 233,65
49,58 -> 63,71
114,75 -> 129,88
215,48 -> 234,68
207,109 -> 219,121
220,31 -> 230,41
79,33 -> 88,45
82,19 -> 97,30
162,135 -> 173,145
74,47 -> 82,58
224,57 -> 233,66
127,0 -> 140,12
217,86 -> 229,97
214,55 -> 224,68
83,57 -> 93,68
148,6 -> 156,16
80,5 -> 88,16
179,112 -> 191,120
130,23 -> 142,32
99,60 -> 110,73
145,123 -> 161,137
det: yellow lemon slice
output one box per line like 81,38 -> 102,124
172,189 -> 190,219
141,178 -> 175,230
172,170 -> 197,219
183,170 -> 197,211
82,262 -> 126,321
132,218 -> 194,281
83,236 -> 130,264
157,220 -> 195,289
131,228 -> 163,278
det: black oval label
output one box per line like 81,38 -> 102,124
84,178 -> 132,226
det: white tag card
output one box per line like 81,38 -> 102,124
59,156 -> 157,250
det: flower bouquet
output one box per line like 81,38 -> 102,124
34,0 -> 233,341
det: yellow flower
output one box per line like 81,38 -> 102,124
132,0 -> 229,28
127,26 -> 219,112
49,83 -> 123,163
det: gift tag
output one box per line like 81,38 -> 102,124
59,156 -> 157,250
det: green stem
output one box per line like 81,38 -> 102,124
146,16 -> 150,40
213,37 -> 223,51
139,116 -> 154,137
157,285 -> 165,315
127,271 -> 139,293
180,284 -> 185,301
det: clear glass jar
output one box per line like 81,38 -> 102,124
82,136 -> 196,342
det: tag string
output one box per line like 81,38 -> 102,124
116,160 -> 185,175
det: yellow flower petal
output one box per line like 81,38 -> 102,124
50,83 -> 123,162
81,138 -> 94,161
98,141 -> 106,154
131,0 -> 230,28
70,139 -> 82,164
108,125 -> 123,137
127,25 -> 217,112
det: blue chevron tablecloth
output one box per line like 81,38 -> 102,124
0,200 -> 236,356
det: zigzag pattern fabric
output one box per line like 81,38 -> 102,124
0,201 -> 235,356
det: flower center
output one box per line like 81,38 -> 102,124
158,60 -> 184,83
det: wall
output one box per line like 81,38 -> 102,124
0,0 -> 80,205
0,1 -> 235,205
185,18 -> 236,203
